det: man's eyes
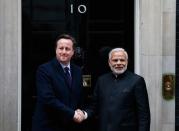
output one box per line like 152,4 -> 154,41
112,59 -> 125,62
59,47 -> 70,50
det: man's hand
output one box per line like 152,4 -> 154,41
73,109 -> 86,123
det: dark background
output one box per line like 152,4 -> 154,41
22,0 -> 134,130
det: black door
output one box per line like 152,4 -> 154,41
22,0 -> 134,131
86,0 -> 134,85
22,0 -> 87,130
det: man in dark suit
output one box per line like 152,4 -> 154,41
81,48 -> 150,131
32,34 -> 85,131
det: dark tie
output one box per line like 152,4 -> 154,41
64,67 -> 72,87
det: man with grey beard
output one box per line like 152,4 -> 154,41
77,48 -> 151,131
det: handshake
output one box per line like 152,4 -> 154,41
73,109 -> 87,123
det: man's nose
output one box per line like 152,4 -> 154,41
62,49 -> 67,53
116,60 -> 122,64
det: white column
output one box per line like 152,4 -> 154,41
135,0 -> 176,130
162,0 -> 175,131
0,0 -> 21,131
135,0 -> 163,130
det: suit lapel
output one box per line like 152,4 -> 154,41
70,64 -> 75,90
52,58 -> 72,89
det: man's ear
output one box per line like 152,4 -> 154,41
72,49 -> 75,56
126,60 -> 128,67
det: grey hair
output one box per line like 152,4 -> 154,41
108,48 -> 128,60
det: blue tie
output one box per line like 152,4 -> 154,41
64,67 -> 72,87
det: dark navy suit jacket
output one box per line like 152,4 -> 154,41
32,58 -> 84,131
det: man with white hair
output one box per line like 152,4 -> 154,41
83,47 -> 151,131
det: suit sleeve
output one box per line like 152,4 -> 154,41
134,77 -> 151,131
36,66 -> 74,119
85,78 -> 99,118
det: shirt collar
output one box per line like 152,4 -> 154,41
60,63 -> 71,71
